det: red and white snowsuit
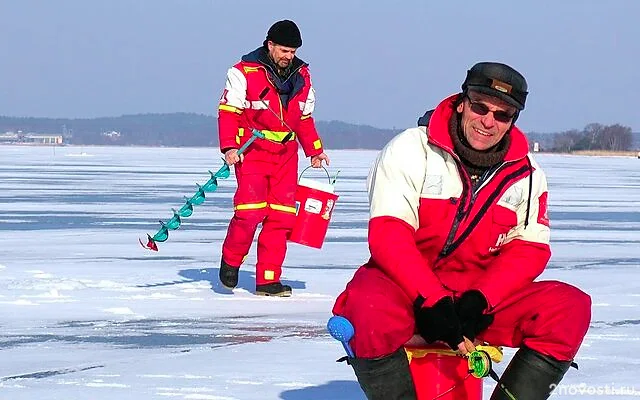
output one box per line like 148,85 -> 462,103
332,94 -> 591,361
218,47 -> 324,285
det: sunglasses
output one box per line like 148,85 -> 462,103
465,97 -> 516,123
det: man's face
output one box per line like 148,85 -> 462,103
456,91 -> 517,151
267,41 -> 297,69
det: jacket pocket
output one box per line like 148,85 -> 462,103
486,206 -> 517,254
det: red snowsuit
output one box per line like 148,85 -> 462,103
332,95 -> 591,361
218,47 -> 324,285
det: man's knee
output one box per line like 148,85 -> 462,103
552,282 -> 591,332
526,282 -> 591,360
234,208 -> 268,227
265,207 -> 296,229
332,269 -> 415,359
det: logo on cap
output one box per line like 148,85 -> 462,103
491,79 -> 512,94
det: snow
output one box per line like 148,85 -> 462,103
1,145 -> 639,399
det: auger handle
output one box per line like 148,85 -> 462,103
236,129 -> 266,156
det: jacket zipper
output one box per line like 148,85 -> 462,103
439,157 -> 474,258
259,65 -> 303,129
437,162 -> 530,260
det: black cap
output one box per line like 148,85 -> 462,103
462,62 -> 528,110
265,20 -> 302,48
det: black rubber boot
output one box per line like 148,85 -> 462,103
490,346 -> 573,400
349,348 -> 417,400
255,282 -> 292,297
219,258 -> 239,289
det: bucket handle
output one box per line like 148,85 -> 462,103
298,165 -> 332,184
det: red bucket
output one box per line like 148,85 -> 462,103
405,342 -> 483,400
289,167 -> 339,249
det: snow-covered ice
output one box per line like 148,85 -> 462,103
1,145 -> 639,399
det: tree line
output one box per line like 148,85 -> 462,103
0,114 -> 636,151
0,114 -> 402,149
528,123 -> 635,152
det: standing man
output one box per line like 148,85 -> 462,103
332,62 -> 591,399
217,20 -> 329,297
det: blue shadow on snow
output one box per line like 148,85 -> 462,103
178,268 -> 306,295
280,380 -> 365,400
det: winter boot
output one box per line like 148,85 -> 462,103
219,258 -> 239,289
490,346 -> 573,400
255,282 -> 292,297
349,347 -> 417,400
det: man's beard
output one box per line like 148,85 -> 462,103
276,60 -> 291,75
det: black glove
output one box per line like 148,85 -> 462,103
413,295 -> 464,350
455,290 -> 494,341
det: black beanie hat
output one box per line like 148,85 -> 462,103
462,62 -> 528,110
264,20 -> 302,48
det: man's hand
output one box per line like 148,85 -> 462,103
311,152 -> 330,168
461,337 -> 476,355
224,149 -> 244,165
414,296 -> 465,353
455,290 -> 494,342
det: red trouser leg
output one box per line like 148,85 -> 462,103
332,266 -> 417,359
221,156 -> 268,267
477,280 -> 592,361
255,150 -> 298,285
332,267 -> 591,361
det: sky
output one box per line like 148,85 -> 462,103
1,0 -> 639,133
1,146 -> 639,398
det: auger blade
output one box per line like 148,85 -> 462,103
139,234 -> 159,251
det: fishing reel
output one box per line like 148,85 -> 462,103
467,350 -> 492,378
467,347 -> 516,399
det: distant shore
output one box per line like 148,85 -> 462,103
2,143 -> 639,157
568,150 -> 639,157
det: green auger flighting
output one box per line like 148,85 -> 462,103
139,129 -> 265,251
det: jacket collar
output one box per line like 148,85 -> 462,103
241,47 -> 307,80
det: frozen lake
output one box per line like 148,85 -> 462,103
1,145 -> 639,399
